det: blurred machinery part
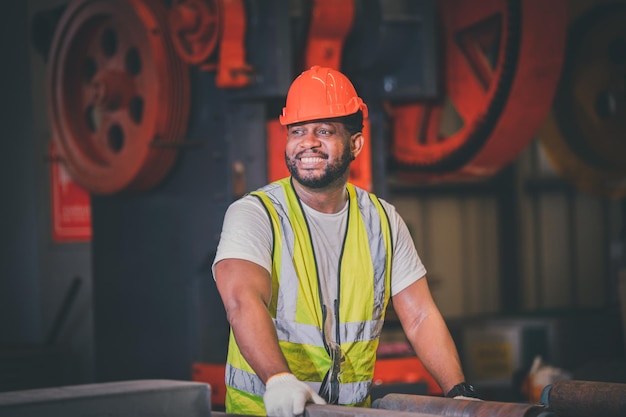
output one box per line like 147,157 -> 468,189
31,4 -> 67,62
167,0 -> 221,65
390,0 -> 567,183
539,0 -> 626,199
343,0 -> 438,100
167,0 -> 254,88
303,0 -> 354,70
47,0 -> 190,195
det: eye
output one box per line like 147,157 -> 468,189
289,127 -> 304,136
317,126 -> 334,136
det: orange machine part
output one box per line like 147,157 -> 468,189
267,119 -> 290,182
373,356 -> 442,396
192,362 -> 226,407
47,0 -> 190,194
168,0 -> 252,88
303,0 -> 355,70
351,118 -> 372,191
391,0 -> 567,182
214,0 -> 252,87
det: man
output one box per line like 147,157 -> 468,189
213,66 -> 476,417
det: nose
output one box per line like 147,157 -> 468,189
299,131 -> 321,149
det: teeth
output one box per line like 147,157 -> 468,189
301,157 -> 324,163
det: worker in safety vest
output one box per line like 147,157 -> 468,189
213,66 -> 478,417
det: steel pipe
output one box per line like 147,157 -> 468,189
211,403 -> 441,417
541,379 -> 626,417
372,393 -> 555,417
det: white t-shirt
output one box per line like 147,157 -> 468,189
212,194 -> 426,299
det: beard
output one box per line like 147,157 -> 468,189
285,146 -> 353,189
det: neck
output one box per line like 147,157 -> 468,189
292,178 -> 348,214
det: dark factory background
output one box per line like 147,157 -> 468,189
1,0 -> 626,408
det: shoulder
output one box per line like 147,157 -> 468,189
372,195 -> 402,223
372,197 -> 411,243
224,194 -> 268,222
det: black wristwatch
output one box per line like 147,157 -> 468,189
445,382 -> 479,398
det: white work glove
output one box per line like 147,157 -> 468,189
453,395 -> 483,401
263,372 -> 326,417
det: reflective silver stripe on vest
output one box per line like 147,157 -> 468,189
340,319 -> 384,343
225,364 -> 371,405
356,190 -> 388,320
274,318 -> 385,345
274,318 -> 324,345
225,363 -> 265,397
275,320 -> 385,346
259,184 -> 300,321
339,380 -> 371,404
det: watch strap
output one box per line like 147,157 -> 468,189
445,382 -> 479,398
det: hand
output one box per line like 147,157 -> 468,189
263,372 -> 326,416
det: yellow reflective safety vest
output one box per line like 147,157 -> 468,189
225,177 -> 393,415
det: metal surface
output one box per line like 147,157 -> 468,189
539,0 -> 626,199
47,0 -> 190,194
304,403 -> 441,417
211,405 -> 439,417
542,379 -> 626,417
390,0 -> 566,182
0,380 -> 212,417
372,393 -> 555,417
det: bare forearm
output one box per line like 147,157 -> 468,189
393,279 -> 466,394
215,259 -> 291,384
404,312 -> 465,393
227,300 -> 290,383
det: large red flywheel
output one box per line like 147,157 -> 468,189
47,0 -> 190,194
540,0 -> 626,199
391,0 -> 567,182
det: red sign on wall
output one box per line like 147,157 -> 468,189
50,142 -> 92,242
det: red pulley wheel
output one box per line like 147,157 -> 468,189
391,0 -> 567,181
168,0 -> 220,65
47,0 -> 190,194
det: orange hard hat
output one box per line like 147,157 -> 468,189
279,66 -> 368,126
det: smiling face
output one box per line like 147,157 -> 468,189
284,120 -> 362,189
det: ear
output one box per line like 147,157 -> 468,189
350,132 -> 364,160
